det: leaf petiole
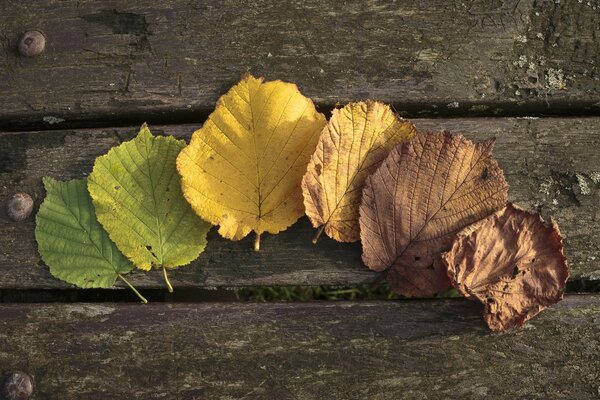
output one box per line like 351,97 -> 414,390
162,265 -> 174,293
312,225 -> 325,244
254,233 -> 261,252
118,274 -> 148,304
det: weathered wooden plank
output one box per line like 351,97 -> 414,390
1,117 -> 598,290
1,0 -> 599,129
0,296 -> 598,399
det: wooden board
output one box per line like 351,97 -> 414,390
1,0 -> 600,130
1,117 -> 598,290
0,296 -> 598,399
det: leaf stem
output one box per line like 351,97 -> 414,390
162,265 -> 174,293
254,233 -> 261,252
312,225 -> 325,244
118,274 -> 148,304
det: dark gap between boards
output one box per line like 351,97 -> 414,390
2,100 -> 600,132
0,279 -> 597,303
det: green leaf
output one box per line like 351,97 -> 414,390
35,177 -> 147,302
87,124 -> 211,291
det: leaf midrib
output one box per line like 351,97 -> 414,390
142,134 -> 165,265
390,138 -> 495,268
323,106 -> 395,229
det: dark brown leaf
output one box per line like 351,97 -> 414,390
440,203 -> 569,332
359,131 -> 508,297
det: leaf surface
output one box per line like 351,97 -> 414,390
177,74 -> 326,249
88,125 -> 211,276
440,203 -> 569,331
359,131 -> 508,297
302,101 -> 415,243
36,178 -> 133,288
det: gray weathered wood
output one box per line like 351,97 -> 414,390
0,296 -> 598,399
1,0 -> 599,129
1,118 -> 598,290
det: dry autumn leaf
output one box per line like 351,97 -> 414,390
440,203 -> 569,332
177,74 -> 326,250
359,131 -> 508,297
302,101 -> 415,243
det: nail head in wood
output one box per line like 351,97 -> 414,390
6,192 -> 33,221
18,31 -> 46,57
3,372 -> 33,400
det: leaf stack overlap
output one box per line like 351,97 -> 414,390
359,131 -> 509,297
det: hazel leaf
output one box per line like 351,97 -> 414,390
302,100 -> 415,243
177,74 -> 326,250
359,131 -> 509,297
440,203 -> 569,332
35,177 -> 147,302
88,124 -> 211,291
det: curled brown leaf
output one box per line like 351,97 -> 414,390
359,131 -> 508,297
440,203 -> 569,332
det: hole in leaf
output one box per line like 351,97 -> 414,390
480,168 -> 489,180
145,245 -> 158,259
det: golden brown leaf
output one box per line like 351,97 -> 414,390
440,203 -> 569,332
359,131 -> 508,297
177,74 -> 326,250
302,101 -> 415,243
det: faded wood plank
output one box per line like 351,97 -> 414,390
1,118 -> 598,290
0,296 -> 599,399
1,0 -> 599,129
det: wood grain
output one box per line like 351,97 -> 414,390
0,296 -> 598,399
1,118 -> 598,290
1,0 -> 599,130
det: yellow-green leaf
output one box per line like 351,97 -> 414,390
177,74 -> 326,250
302,100 -> 415,243
88,124 -> 211,290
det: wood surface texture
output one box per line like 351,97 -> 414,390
1,2 -> 599,397
1,118 -> 598,290
0,296 -> 598,399
1,0 -> 599,130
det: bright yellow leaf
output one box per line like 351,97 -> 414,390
177,74 -> 326,250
